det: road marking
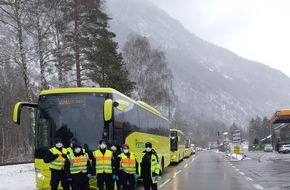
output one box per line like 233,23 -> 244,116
245,177 -> 253,181
159,179 -> 171,188
189,158 -> 195,164
173,170 -> 181,178
239,172 -> 245,175
235,168 -> 240,171
253,184 -> 264,189
184,164 -> 188,168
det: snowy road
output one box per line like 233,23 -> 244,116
0,163 -> 35,190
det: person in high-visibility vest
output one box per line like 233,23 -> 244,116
65,142 -> 93,190
44,138 -> 70,190
139,142 -> 160,190
66,136 -> 78,190
119,144 -> 139,190
92,139 -> 113,190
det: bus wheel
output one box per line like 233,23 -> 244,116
159,158 -> 164,176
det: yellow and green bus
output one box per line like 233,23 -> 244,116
184,138 -> 191,158
170,129 -> 186,163
13,87 -> 170,189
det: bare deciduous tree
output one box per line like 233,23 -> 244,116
0,0 -> 32,103
122,34 -> 176,117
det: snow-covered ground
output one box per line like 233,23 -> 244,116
0,163 -> 35,190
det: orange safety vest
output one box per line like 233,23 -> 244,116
67,153 -> 89,174
119,153 -> 137,174
93,149 -> 112,174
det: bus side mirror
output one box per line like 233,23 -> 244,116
104,99 -> 131,122
13,102 -> 37,124
104,99 -> 113,122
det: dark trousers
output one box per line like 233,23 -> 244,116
113,178 -> 122,190
97,173 -> 113,190
71,172 -> 90,190
122,173 -> 135,190
142,174 -> 157,190
50,169 -> 69,190
114,170 -> 124,190
68,179 -> 75,190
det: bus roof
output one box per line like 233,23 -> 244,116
170,128 -> 185,135
40,87 -> 168,120
40,87 -> 119,95
269,109 -> 290,124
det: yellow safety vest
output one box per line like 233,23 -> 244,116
119,153 -> 137,174
49,147 -> 67,170
67,147 -> 73,155
67,153 -> 89,174
93,149 -> 112,174
139,153 -> 160,183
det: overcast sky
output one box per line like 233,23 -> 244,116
150,0 -> 290,77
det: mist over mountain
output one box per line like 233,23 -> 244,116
105,0 -> 290,128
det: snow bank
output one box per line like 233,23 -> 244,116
0,163 -> 35,190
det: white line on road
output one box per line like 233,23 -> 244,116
159,179 -> 171,188
245,177 -> 253,181
184,164 -> 188,168
253,184 -> 264,189
189,157 -> 195,164
239,172 -> 245,175
173,170 -> 181,178
235,168 -> 240,171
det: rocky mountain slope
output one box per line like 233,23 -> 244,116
105,0 -> 290,128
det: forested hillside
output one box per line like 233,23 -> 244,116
0,0 -> 175,163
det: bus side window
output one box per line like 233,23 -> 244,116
114,110 -> 124,144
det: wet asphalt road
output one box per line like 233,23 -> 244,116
136,149 -> 290,190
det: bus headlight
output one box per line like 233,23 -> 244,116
35,169 -> 45,180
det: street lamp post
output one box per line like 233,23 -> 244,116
270,124 -> 272,145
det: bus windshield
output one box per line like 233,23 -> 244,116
170,131 -> 178,151
35,93 -> 107,152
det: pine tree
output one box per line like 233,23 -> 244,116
55,0 -> 134,94
79,0 -> 134,94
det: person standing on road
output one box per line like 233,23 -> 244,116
92,139 -> 113,190
119,144 -> 139,190
44,138 -> 70,190
139,142 -> 160,190
67,137 -> 78,155
66,136 -> 79,190
65,142 -> 93,190
110,141 -> 122,190
276,142 -> 280,153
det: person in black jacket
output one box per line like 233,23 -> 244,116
65,142 -> 93,190
139,142 -> 160,190
44,138 -> 70,190
110,141 -> 122,190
